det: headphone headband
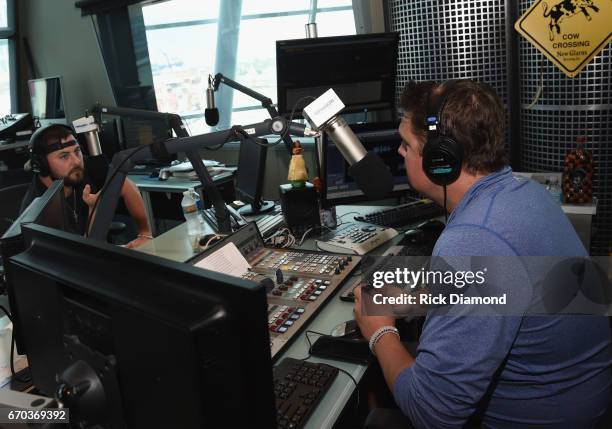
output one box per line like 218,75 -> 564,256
28,123 -> 77,176
426,79 -> 459,136
422,80 -> 464,186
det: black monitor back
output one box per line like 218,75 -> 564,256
6,224 -> 275,428
276,32 -> 399,117
235,138 -> 267,207
0,180 -> 66,353
28,77 -> 66,120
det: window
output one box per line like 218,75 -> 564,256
0,0 -> 15,116
141,0 -> 355,135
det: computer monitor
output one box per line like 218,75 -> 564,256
99,114 -> 175,165
276,32 -> 399,117
235,138 -> 274,215
6,223 -> 276,428
0,179 -> 66,353
321,121 -> 409,207
28,77 -> 66,122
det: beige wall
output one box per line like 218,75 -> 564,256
17,0 -> 114,120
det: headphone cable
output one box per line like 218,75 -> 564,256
443,185 -> 448,223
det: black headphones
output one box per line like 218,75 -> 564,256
29,123 -> 77,177
422,80 -> 464,186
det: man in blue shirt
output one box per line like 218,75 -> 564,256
353,80 -> 611,428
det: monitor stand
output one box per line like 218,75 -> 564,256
238,199 -> 275,216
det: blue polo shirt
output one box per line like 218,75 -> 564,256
393,167 -> 611,428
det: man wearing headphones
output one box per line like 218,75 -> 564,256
20,123 -> 152,248
353,80 -> 611,428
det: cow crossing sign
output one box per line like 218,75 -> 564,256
515,0 -> 612,77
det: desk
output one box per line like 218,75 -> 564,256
128,171 -> 235,236
0,140 -> 29,152
137,205 -> 412,429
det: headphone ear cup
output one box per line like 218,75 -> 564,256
30,151 -> 50,176
28,123 -> 75,177
422,136 -> 463,186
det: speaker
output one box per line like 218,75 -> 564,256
279,182 -> 320,235
422,80 -> 464,186
29,124 -> 77,177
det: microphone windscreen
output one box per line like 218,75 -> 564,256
348,152 -> 393,199
205,108 -> 219,126
85,154 -> 110,189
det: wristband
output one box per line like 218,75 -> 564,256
368,326 -> 399,356
137,234 -> 153,240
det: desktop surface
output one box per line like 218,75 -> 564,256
136,204 -> 430,429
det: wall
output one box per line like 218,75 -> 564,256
16,0 -> 115,120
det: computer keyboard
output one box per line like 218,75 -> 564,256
255,206 -> 286,239
201,205 -> 246,232
273,358 -> 339,429
354,199 -> 444,228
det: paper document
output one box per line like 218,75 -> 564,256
165,159 -> 223,172
194,242 -> 251,278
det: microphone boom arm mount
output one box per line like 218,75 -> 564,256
88,117 -> 305,241
88,103 -> 233,238
212,73 -> 294,154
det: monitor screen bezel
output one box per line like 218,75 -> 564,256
276,32 -> 400,118
7,223 -> 277,428
28,76 -> 67,120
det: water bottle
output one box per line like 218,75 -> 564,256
181,189 -> 201,251
188,188 -> 206,230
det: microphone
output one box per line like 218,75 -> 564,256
205,75 -> 219,126
73,115 -> 103,156
302,89 -> 393,199
73,116 -> 109,188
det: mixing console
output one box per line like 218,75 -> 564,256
189,223 -> 360,359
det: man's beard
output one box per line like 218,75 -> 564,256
54,167 -> 85,187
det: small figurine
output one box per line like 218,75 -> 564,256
287,141 -> 308,187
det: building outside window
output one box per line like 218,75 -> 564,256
0,0 -> 15,116
141,0 -> 355,135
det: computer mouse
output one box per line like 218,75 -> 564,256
158,169 -> 170,181
400,219 -> 446,246
331,319 -> 362,338
400,228 -> 428,245
416,219 -> 446,237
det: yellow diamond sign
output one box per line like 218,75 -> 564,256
515,0 -> 612,77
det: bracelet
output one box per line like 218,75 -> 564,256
137,234 -> 153,240
368,326 -> 400,356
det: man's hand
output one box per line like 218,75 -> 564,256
125,235 -> 151,249
353,285 -> 396,341
82,184 -> 99,209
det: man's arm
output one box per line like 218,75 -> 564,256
353,286 -> 415,389
355,225 -> 529,428
120,178 -> 152,248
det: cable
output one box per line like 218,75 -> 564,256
0,305 -> 30,383
443,185 -> 448,223
526,57 -> 545,109
266,95 -> 316,148
298,227 -> 314,246
337,211 -> 361,220
304,330 -> 360,410
202,126 -> 249,151
202,234 -> 225,249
